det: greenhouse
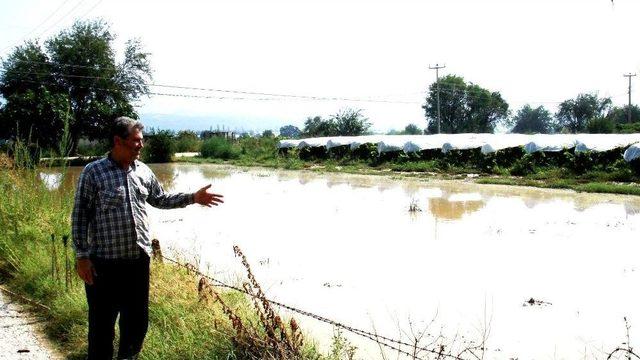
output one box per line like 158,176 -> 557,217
279,134 -> 640,162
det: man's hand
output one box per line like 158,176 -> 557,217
77,258 -> 97,285
194,184 -> 224,207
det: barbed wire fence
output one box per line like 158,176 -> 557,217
153,241 -> 486,360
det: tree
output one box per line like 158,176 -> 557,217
510,105 -> 553,134
279,125 -> 301,138
586,117 -> 615,133
261,129 -> 274,138
302,116 -> 336,137
607,105 -> 640,124
0,19 -> 151,153
0,41 -> 70,148
555,93 -> 612,133
331,108 -> 371,136
402,123 -> 422,135
422,75 -> 509,134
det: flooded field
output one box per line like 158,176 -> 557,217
49,164 -> 640,359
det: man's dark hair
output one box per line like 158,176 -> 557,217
110,117 -> 144,147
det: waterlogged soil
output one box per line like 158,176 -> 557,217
47,164 -> 640,359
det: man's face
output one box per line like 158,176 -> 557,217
116,128 -> 144,162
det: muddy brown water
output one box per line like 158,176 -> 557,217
43,164 -> 640,359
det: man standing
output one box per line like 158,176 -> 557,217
71,117 -> 223,359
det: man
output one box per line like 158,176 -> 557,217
71,117 -> 224,359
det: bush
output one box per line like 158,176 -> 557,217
238,136 -> 278,160
143,130 -> 175,163
201,137 -> 239,159
76,138 -> 109,156
174,131 -> 201,152
586,117 -> 615,134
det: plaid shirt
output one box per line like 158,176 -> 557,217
72,155 -> 194,259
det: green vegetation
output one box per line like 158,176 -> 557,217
510,105 -> 554,134
174,131 -> 201,152
423,74 -> 509,133
201,137 -> 240,160
0,19 -> 151,154
143,130 -> 176,163
302,108 -> 371,137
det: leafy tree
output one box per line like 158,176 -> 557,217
175,130 -> 200,152
402,123 -> 422,135
586,117 -> 615,133
0,19 -> 151,153
261,129 -> 274,138
607,105 -> 640,124
422,75 -> 509,134
510,105 -> 553,134
302,116 -> 336,137
0,42 -> 70,148
279,125 -> 301,138
331,108 -> 371,136
555,93 -> 612,133
142,129 -> 175,163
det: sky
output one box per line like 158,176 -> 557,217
1,0 -> 639,134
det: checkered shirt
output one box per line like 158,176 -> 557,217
71,156 -> 194,259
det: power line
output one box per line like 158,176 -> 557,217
0,0 -> 73,53
0,68 -> 423,104
0,65 -> 616,108
0,59 -> 558,104
32,0 -> 88,42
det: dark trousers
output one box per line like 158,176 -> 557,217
85,254 -> 150,360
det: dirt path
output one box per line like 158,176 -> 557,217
0,288 -> 62,359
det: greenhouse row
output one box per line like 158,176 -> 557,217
278,134 -> 640,162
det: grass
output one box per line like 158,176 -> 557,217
0,152 -> 351,360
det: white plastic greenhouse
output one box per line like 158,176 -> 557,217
278,134 -> 640,162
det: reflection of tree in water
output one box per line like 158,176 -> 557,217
151,165 -> 178,191
198,165 -> 231,180
428,197 -> 485,220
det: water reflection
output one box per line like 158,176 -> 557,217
428,196 -> 485,221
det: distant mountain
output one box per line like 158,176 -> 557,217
140,113 -> 295,134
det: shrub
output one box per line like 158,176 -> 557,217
174,131 -> 201,152
238,136 -> 278,160
201,137 -> 239,159
586,117 -> 615,134
143,130 -> 175,163
76,138 -> 109,156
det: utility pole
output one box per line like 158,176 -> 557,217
429,63 -> 446,133
624,73 -> 636,123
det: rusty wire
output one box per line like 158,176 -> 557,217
159,254 -> 470,360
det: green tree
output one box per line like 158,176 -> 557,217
401,123 -> 422,135
0,42 -> 70,148
279,124 -> 301,138
331,108 -> 371,136
261,129 -> 274,138
0,19 -> 151,153
555,93 -> 612,133
586,117 -> 615,133
174,130 -> 200,152
510,105 -> 553,134
607,105 -> 640,124
302,116 -> 336,137
422,75 -> 509,133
